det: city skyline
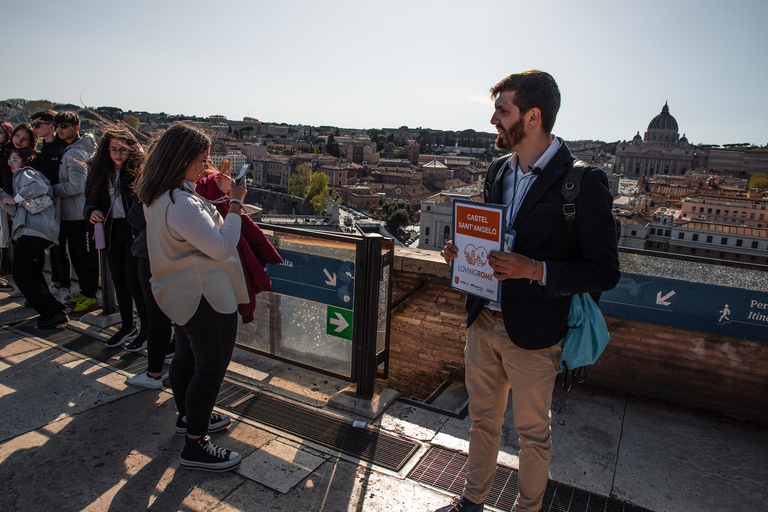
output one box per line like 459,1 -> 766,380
4,0 -> 767,146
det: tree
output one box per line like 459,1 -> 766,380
383,199 -> 414,234
123,115 -> 140,130
306,171 -> 330,214
26,100 -> 54,114
288,163 -> 312,198
748,173 -> 768,190
326,134 -> 340,157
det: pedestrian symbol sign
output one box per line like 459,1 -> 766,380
327,306 -> 353,340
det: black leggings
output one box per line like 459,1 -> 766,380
137,256 -> 172,374
104,219 -> 147,331
169,298 -> 237,437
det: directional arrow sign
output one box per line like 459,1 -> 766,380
329,312 -> 348,332
327,306 -> 353,340
266,249 -> 354,309
656,290 -> 676,306
323,268 -> 337,286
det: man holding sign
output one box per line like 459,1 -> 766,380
438,71 -> 620,512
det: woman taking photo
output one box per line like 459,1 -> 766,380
84,130 -> 149,349
135,123 -> 247,472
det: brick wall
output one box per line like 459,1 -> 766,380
383,248 -> 768,422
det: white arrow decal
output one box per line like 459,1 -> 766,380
656,290 -> 676,306
329,312 -> 349,332
323,268 -> 337,286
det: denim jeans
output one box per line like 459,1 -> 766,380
169,297 -> 238,437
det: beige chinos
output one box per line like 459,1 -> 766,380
463,309 -> 562,512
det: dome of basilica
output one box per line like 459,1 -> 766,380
648,102 -> 678,132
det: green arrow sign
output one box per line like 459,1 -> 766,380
326,306 -> 353,340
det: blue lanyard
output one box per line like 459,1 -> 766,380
505,163 -> 536,230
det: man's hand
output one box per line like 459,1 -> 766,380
488,250 -> 536,281
440,240 -> 458,264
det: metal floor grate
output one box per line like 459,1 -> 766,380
216,380 -> 420,472
14,318 -> 419,473
409,447 -> 649,512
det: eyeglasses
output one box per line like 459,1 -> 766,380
57,123 -> 74,129
8,158 -> 22,163
109,147 -> 131,156
31,121 -> 53,128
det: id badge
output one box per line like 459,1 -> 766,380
503,229 -> 516,252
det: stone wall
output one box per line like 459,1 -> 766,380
384,247 -> 768,423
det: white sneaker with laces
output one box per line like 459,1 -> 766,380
126,372 -> 163,390
57,288 -> 71,304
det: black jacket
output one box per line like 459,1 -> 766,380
465,140 -> 620,350
83,168 -> 139,244
31,136 -> 68,186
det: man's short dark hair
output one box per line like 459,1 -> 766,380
491,70 -> 561,134
54,111 -> 80,126
30,109 -> 57,122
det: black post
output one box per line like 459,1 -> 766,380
98,250 -> 116,315
355,233 -> 383,399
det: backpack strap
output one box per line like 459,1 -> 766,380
484,154 -> 513,203
562,160 -> 589,256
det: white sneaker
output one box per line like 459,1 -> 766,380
9,289 -> 23,298
57,288 -> 71,304
126,372 -> 163,390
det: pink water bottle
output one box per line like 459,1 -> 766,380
94,222 -> 105,249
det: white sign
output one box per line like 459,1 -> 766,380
450,200 -> 504,302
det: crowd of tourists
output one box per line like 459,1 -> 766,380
1,114 -> 281,473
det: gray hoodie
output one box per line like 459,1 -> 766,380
0,167 -> 59,245
53,133 -> 97,221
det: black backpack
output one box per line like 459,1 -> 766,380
561,160 -> 621,306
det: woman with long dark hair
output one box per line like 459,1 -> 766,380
135,123 -> 248,472
84,130 -> 149,349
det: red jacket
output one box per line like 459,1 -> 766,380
196,173 -> 282,323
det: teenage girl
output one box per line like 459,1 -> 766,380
84,130 -> 149,349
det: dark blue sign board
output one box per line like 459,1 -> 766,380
600,272 -> 768,342
266,249 -> 355,309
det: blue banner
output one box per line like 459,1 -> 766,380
266,249 -> 355,309
600,272 -> 768,342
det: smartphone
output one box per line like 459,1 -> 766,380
232,164 -> 250,186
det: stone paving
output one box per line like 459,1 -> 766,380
1,291 -> 766,512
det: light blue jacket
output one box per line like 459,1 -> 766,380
0,167 -> 59,245
53,133 -> 96,221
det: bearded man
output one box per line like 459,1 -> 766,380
437,71 -> 620,512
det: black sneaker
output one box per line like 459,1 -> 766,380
36,310 -> 69,329
125,331 -> 148,352
106,326 -> 139,348
179,435 -> 240,472
175,412 -> 231,436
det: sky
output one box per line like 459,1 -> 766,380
3,0 -> 767,146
